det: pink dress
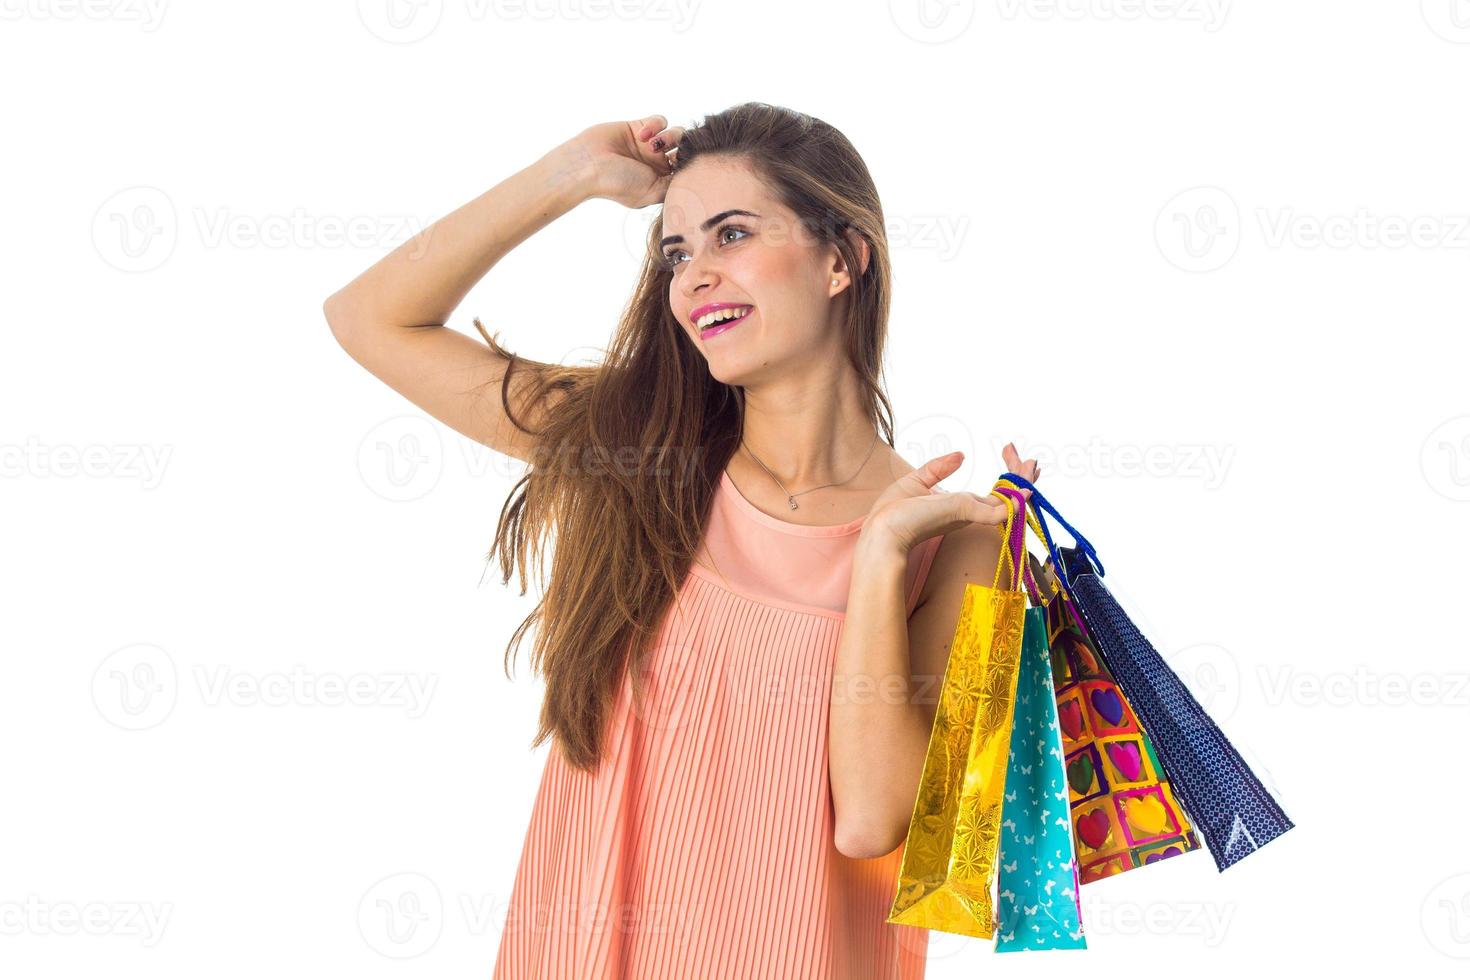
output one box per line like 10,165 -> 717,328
492,467 -> 946,979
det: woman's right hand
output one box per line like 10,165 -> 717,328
560,114 -> 685,209
860,449 -> 1037,559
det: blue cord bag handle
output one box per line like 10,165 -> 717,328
995,472 -> 1106,582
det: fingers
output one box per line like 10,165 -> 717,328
633,116 -> 683,174
958,491 -> 1018,527
656,128 -> 684,174
634,116 -> 667,141
913,450 -> 964,489
1002,441 -> 1041,483
649,125 -> 684,154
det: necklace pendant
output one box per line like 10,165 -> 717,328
787,497 -> 799,510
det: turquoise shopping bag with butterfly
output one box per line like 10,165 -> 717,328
993,488 -> 1086,952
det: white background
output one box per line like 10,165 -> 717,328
4,0 -> 1468,976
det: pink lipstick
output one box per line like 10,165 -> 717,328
696,305 -> 753,339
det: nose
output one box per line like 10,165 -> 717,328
675,242 -> 724,295
676,261 -> 719,306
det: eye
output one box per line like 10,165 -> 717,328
661,223 -> 750,272
716,223 -> 750,246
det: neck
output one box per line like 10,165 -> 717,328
736,373 -> 881,490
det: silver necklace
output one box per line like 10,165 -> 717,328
740,429 -> 881,511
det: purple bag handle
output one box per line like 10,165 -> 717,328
990,484 -> 1044,605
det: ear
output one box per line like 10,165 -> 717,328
827,227 -> 872,285
843,226 -> 871,278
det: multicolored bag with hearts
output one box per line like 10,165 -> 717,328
994,482 -> 1201,884
1040,563 -> 1201,883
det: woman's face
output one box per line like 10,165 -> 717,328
660,157 -> 847,386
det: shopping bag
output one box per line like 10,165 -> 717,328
995,598 -> 1087,951
886,483 -> 1032,938
1037,555 -> 1202,882
999,472 -> 1295,873
992,484 -> 1203,882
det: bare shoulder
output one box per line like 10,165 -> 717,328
870,449 -> 1008,614
911,519 -> 1006,617
905,520 -> 1008,726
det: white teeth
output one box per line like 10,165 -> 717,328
696,306 -> 751,329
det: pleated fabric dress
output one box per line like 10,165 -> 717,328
492,467 -> 946,980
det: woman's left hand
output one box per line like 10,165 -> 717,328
1001,440 -> 1040,487
862,442 -> 1041,557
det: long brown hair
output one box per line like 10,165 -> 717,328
477,102 -> 899,774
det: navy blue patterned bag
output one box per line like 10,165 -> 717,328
996,472 -> 1294,873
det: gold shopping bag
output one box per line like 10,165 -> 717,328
886,484 -> 1030,939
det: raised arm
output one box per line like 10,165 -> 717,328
321,144 -> 598,461
323,116 -> 682,463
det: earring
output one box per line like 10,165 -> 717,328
831,279 -> 839,286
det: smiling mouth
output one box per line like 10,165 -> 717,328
698,308 -> 752,336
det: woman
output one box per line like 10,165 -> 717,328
324,102 -> 1040,979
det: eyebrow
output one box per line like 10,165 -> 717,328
658,209 -> 761,249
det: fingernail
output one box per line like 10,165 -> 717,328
638,125 -> 652,140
